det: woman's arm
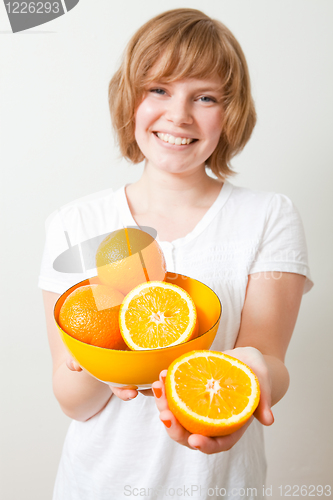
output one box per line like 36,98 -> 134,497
152,271 -> 306,454
43,291 -> 138,422
233,271 -> 305,424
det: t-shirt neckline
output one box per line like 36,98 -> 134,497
114,180 -> 233,248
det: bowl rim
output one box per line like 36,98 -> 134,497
54,272 -> 222,353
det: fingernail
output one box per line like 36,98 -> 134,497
161,419 -> 172,428
152,387 -> 162,398
192,446 -> 200,450
161,375 -> 166,384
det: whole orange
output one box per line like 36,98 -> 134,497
59,284 -> 127,350
95,228 -> 166,295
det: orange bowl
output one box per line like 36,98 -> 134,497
54,272 -> 222,389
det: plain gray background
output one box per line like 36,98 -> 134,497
0,1 -> 332,499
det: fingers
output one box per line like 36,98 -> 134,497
159,408 -> 196,449
110,371 -> 163,402
250,357 -> 274,427
65,357 -> 140,402
66,356 -> 82,372
254,402 -> 274,426
151,370 -> 169,412
65,355 -> 139,401
225,347 -> 274,427
152,370 -> 196,450
110,386 -> 138,401
139,389 -> 154,397
188,417 -> 254,455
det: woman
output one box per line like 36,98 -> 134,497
40,8 -> 313,499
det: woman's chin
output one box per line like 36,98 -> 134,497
145,160 -> 206,176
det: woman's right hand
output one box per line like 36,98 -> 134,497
66,355 -> 140,401
66,355 -> 82,372
109,385 -> 154,400
109,385 -> 139,401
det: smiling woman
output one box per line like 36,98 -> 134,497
39,7 -> 313,500
108,8 -> 256,179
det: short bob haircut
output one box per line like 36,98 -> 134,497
108,8 -> 256,179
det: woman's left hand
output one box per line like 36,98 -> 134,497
152,347 -> 274,454
224,347 -> 275,427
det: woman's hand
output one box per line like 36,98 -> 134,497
66,355 -> 153,401
110,387 -> 155,399
108,386 -> 155,400
152,347 -> 274,454
66,355 -> 83,372
223,347 -> 274,427
66,355 -> 138,400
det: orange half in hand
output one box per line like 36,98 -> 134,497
165,350 -> 260,437
119,281 -> 198,350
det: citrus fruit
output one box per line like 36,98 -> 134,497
96,228 -> 167,295
59,284 -> 128,350
119,281 -> 198,350
165,350 -> 260,436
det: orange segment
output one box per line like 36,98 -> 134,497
119,281 -> 198,350
165,350 -> 260,436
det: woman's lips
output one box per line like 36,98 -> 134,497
154,132 -> 198,146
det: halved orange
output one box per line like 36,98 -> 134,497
165,350 -> 260,436
119,281 -> 198,350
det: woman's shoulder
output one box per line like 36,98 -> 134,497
45,186 -> 124,227
221,182 -> 305,242
44,186 -> 126,250
47,186 -> 117,217
228,181 -> 289,203
227,181 -> 298,216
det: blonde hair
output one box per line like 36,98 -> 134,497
108,8 -> 256,179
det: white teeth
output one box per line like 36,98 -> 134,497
156,132 -> 194,145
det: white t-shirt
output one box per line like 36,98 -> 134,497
39,181 -> 313,500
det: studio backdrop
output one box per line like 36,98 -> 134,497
0,1 -> 332,499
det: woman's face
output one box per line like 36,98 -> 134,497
134,76 -> 224,176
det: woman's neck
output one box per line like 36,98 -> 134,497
129,164 -> 223,215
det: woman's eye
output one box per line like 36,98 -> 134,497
199,96 -> 216,103
150,88 -> 166,95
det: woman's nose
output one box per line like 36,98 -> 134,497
165,97 -> 193,126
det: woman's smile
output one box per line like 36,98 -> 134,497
153,131 -> 198,148
155,132 -> 197,145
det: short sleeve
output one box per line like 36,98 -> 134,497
38,208 -> 94,294
38,187 -> 122,294
248,193 -> 313,294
